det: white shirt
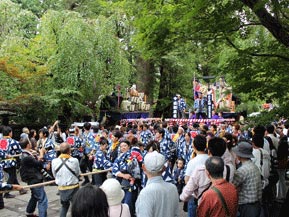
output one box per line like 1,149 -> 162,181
267,134 -> 279,150
180,162 -> 234,203
136,176 -> 179,217
252,148 -> 271,188
61,132 -> 67,142
185,154 -> 209,177
263,138 -> 270,153
52,156 -> 80,186
222,149 -> 236,182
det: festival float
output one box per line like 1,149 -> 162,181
99,84 -> 152,125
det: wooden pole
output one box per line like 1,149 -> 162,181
193,72 -> 196,99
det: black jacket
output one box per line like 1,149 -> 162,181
20,150 -> 43,185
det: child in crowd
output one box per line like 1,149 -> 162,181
173,158 -> 185,195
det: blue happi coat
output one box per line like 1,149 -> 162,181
162,162 -> 174,183
43,138 -> 56,163
164,128 -> 172,143
178,98 -> 187,112
66,135 -> 84,159
139,130 -> 153,146
173,167 -> 185,185
112,150 -> 131,176
180,140 -> 193,166
159,138 -> 174,161
0,137 -> 22,169
0,149 -> 6,181
176,134 -> 186,159
93,150 -> 112,170
0,149 -> 13,191
82,131 -> 97,155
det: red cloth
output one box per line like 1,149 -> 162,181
66,137 -> 75,145
0,139 -> 8,150
197,179 -> 238,217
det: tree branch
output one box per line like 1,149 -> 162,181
227,22 -> 262,33
225,36 -> 289,61
240,0 -> 289,47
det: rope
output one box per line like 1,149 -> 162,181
23,180 -> 56,189
8,154 -> 22,158
0,168 -> 112,193
79,168 -> 111,177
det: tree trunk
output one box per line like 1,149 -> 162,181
135,57 -> 155,105
154,62 -> 172,118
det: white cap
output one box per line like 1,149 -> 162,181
144,151 -> 165,173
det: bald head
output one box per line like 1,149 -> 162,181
60,142 -> 71,154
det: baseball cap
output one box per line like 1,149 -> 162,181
144,151 -> 165,173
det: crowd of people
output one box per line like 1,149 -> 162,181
0,118 -> 289,217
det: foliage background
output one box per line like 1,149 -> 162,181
0,0 -> 288,126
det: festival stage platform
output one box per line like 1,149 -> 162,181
165,118 -> 236,126
99,110 -> 237,126
99,110 -> 150,125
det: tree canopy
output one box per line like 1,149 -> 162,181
1,0 -> 289,125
